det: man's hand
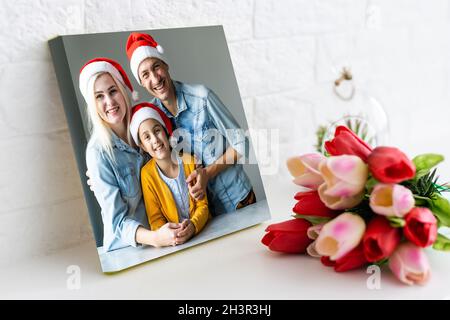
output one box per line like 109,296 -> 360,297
175,220 -> 195,245
186,167 -> 208,200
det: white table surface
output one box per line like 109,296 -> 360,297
97,200 -> 271,273
1,178 -> 450,299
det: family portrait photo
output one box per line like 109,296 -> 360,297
49,26 -> 271,272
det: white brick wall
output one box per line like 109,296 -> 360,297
1,0 -> 450,266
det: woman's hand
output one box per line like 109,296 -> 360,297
155,222 -> 181,247
175,220 -> 196,245
186,167 -> 208,200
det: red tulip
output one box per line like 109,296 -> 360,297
367,146 -> 416,183
320,244 -> 368,272
261,219 -> 313,253
293,191 -> 338,218
404,207 -> 438,247
320,256 -> 336,267
324,126 -> 373,162
362,216 -> 401,262
334,244 -> 369,272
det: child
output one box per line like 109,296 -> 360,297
130,102 -> 210,245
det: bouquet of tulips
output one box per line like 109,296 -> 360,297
262,126 -> 450,285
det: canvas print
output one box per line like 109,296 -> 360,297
49,26 -> 271,272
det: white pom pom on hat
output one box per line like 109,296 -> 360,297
156,44 -> 164,54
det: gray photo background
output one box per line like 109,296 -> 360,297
55,26 -> 267,247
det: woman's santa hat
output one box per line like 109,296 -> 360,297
79,57 -> 139,103
130,102 -> 173,145
126,32 -> 167,84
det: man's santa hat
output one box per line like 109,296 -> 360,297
126,32 -> 167,84
79,57 -> 139,103
130,102 -> 173,145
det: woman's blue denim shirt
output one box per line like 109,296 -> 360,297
86,132 -> 149,252
152,81 -> 252,215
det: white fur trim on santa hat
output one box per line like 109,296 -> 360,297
79,61 -> 125,102
130,107 -> 167,145
130,45 -> 167,84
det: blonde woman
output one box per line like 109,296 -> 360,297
79,58 -> 181,251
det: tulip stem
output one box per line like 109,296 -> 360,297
413,195 -> 430,201
413,195 -> 430,206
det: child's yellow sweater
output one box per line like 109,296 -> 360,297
140,154 -> 210,234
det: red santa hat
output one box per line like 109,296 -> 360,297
126,32 -> 167,84
130,102 -> 173,145
79,57 -> 139,103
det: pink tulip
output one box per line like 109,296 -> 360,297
287,153 -> 325,189
306,241 -> 321,258
306,224 -> 324,258
307,223 -> 324,240
389,243 -> 430,285
318,155 -> 369,210
369,183 -> 414,217
315,213 -> 366,261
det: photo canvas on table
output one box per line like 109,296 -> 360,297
49,26 -> 271,273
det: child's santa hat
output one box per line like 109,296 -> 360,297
126,32 -> 167,84
130,102 -> 173,145
79,57 -> 139,103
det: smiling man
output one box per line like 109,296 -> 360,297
126,32 -> 256,215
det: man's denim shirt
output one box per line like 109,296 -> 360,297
152,81 -> 252,215
86,132 -> 149,251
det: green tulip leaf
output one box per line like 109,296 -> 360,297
373,258 -> 389,267
293,214 -> 332,225
365,176 -> 379,193
413,154 -> 444,179
428,194 -> 450,227
432,233 -> 450,251
387,216 -> 405,228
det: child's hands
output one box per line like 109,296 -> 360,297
175,219 -> 196,245
156,222 -> 181,247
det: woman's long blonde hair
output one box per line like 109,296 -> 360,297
86,72 -> 133,160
